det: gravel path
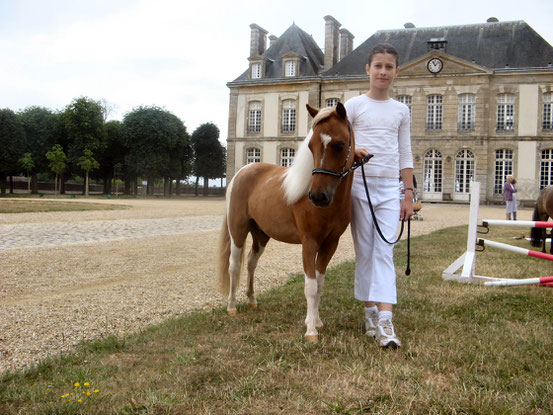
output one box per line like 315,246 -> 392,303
0,197 -> 528,373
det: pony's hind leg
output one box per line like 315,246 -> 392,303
246,228 -> 270,309
227,240 -> 244,315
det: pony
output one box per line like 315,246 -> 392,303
530,186 -> 553,253
218,102 -> 357,342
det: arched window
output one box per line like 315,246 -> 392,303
281,100 -> 296,133
497,93 -> 515,131
426,95 -> 443,130
543,92 -> 553,130
246,147 -> 261,164
423,149 -> 442,193
458,94 -> 476,130
455,149 -> 475,193
494,149 -> 513,194
540,149 -> 553,189
248,102 -> 262,133
280,148 -> 295,167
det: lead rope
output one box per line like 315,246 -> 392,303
361,164 -> 412,276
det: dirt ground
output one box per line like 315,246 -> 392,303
0,197 -> 529,373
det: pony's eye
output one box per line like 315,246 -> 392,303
332,142 -> 345,152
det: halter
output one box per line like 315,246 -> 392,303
311,123 -> 373,178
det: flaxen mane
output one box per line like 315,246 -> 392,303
282,107 -> 335,205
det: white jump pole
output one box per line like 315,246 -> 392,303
442,181 -> 480,282
477,238 -> 553,261
482,219 -> 553,228
484,276 -> 553,287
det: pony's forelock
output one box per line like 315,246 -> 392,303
312,107 -> 334,128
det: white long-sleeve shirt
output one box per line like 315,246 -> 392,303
345,94 -> 413,179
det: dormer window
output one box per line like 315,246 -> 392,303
428,37 -> 447,52
248,57 -> 266,80
284,60 -> 296,77
251,63 -> 261,79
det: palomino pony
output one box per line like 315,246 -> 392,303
218,102 -> 358,342
530,186 -> 553,253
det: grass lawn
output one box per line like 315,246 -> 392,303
1,225 -> 552,414
0,199 -> 127,214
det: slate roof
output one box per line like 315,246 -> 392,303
231,23 -> 324,82
323,20 -> 553,77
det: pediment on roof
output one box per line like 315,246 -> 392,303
399,51 -> 492,76
281,51 -> 303,59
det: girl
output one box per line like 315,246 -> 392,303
345,43 -> 414,348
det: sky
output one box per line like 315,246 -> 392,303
1,0 -> 552,145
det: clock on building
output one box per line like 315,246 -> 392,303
427,58 -> 443,73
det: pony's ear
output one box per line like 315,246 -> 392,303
306,104 -> 319,118
336,102 -> 347,119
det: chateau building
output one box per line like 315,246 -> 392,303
226,16 -> 553,204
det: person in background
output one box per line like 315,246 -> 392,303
504,175 -> 517,220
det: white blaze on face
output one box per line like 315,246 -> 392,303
320,133 -> 332,149
319,133 -> 332,166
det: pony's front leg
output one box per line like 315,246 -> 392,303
314,271 -> 325,330
304,274 -> 319,342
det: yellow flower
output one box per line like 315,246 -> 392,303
86,391 -> 91,396
74,382 -> 80,388
84,382 -> 90,387
77,399 -> 82,403
93,389 -> 100,393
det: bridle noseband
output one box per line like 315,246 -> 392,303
311,123 -> 373,179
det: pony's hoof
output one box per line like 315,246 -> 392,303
248,303 -> 258,309
305,334 -> 319,342
227,309 -> 238,316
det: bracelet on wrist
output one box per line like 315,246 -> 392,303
404,187 -> 414,192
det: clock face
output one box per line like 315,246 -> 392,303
427,58 -> 443,73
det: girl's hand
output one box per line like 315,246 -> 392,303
354,148 -> 371,162
400,196 -> 414,221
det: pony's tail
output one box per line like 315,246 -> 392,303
217,215 -> 244,296
218,215 -> 232,296
530,203 -> 542,247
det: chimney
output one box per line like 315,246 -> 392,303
339,28 -> 354,61
269,35 -> 278,47
324,15 -> 341,69
249,24 -> 268,57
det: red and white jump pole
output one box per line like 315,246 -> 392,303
477,238 -> 553,261
484,276 -> 553,287
442,182 -> 553,286
481,219 -> 553,229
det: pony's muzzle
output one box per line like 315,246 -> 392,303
308,190 -> 331,207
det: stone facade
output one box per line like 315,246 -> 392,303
227,18 -> 553,204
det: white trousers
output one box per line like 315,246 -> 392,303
350,175 -> 400,304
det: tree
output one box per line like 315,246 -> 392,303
78,149 -> 100,196
99,120 -> 127,194
191,123 -> 226,196
64,97 -> 105,191
18,153 -> 35,193
124,106 -> 190,196
46,144 -> 67,195
0,108 -> 26,196
18,106 -> 59,193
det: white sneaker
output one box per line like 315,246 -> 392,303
376,319 -> 401,348
365,311 -> 378,338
